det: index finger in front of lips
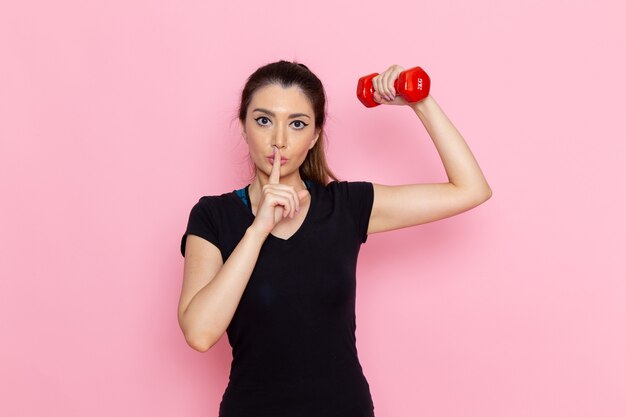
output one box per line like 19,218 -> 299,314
268,146 -> 281,184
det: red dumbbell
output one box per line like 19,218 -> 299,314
356,66 -> 431,108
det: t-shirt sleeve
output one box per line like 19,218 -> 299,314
180,197 -> 220,257
345,181 -> 375,244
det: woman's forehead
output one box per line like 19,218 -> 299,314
249,84 -> 313,112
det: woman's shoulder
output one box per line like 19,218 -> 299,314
323,179 -> 373,193
192,188 -> 240,210
317,180 -> 373,208
324,179 -> 372,185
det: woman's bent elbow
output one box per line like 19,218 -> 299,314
482,186 -> 493,202
179,317 -> 219,352
185,331 -> 217,352
471,183 -> 493,204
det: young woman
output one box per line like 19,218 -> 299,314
179,60 -> 492,417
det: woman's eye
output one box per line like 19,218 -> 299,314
254,117 -> 308,129
292,120 -> 308,130
255,117 -> 270,126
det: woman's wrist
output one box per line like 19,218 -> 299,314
246,224 -> 270,242
408,94 -> 436,117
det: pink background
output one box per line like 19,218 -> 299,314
1,0 -> 625,416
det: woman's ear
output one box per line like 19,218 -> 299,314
309,129 -> 320,150
240,123 -> 247,143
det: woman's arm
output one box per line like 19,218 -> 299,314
178,226 -> 267,352
178,148 -> 305,352
368,82 -> 492,235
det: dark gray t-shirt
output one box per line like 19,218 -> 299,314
181,179 -> 376,417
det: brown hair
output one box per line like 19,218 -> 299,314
237,60 -> 340,185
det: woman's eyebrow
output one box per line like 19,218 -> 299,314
252,108 -> 311,119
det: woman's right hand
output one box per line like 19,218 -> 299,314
250,146 -> 310,237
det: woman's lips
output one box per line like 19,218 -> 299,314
267,157 -> 288,165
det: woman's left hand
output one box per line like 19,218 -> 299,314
371,64 -> 409,106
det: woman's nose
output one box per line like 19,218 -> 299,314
272,126 -> 287,148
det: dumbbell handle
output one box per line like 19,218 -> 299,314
356,66 -> 431,108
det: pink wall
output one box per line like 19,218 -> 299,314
1,0 -> 624,416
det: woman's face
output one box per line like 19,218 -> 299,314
241,83 -> 320,181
